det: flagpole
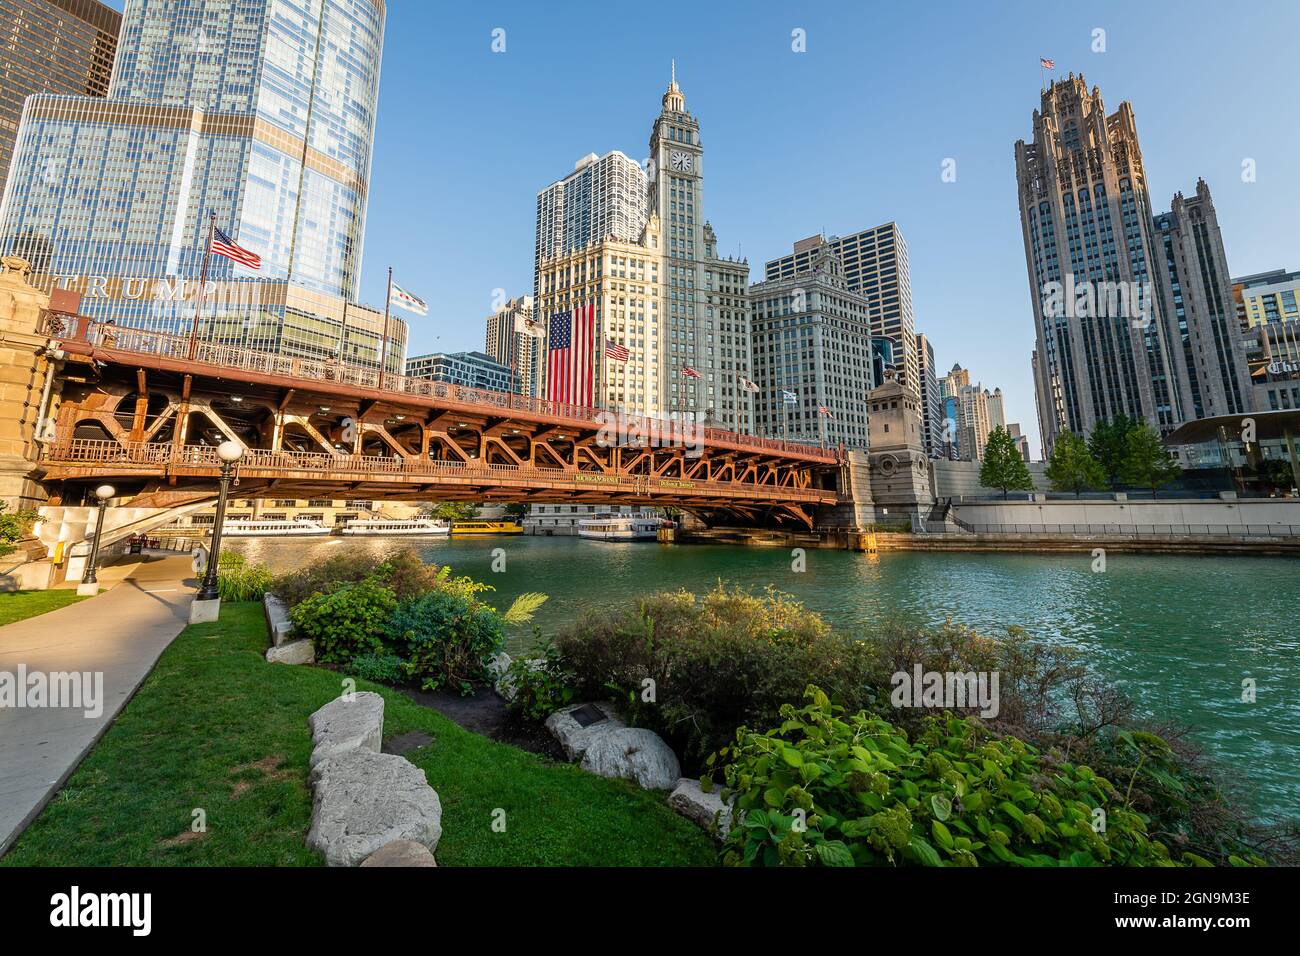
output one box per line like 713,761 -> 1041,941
378,266 -> 392,391
187,211 -> 216,362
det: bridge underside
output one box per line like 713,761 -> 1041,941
40,345 -> 842,530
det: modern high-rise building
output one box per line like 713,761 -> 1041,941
0,0 -> 405,370
0,0 -> 120,192
1006,422 -> 1031,461
939,363 -> 992,461
986,386 -> 1006,431
485,294 -> 539,396
1152,180 -> 1251,418
914,331 -> 942,457
749,246 -> 874,449
405,350 -> 512,393
1235,269 -> 1300,327
1235,269 -> 1300,412
764,223 -> 918,394
1016,75 -> 1182,453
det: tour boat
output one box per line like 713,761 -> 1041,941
214,517 -> 332,537
450,520 -> 524,535
577,515 -> 663,541
339,518 -> 450,536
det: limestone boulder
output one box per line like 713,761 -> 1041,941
263,593 -> 295,646
545,701 -> 625,761
308,692 -> 384,769
265,638 -> 314,665
581,727 -> 681,791
307,750 -> 442,867
359,839 -> 437,868
667,777 -> 733,838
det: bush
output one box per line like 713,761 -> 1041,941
272,548 -> 440,607
290,576 -> 397,664
506,637 -> 577,721
345,652 -> 409,685
714,686 -> 1183,867
555,585 -> 875,767
0,502 -> 37,558
216,552 -> 273,602
389,589 -> 505,694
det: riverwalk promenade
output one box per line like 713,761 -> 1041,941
0,555 -> 195,856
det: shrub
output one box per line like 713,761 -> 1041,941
216,551 -> 273,602
555,585 -> 874,766
272,548 -> 440,607
0,502 -> 37,558
714,686 -> 1182,867
290,576 -> 397,664
345,652 -> 409,685
389,589 -> 505,694
506,637 -> 577,721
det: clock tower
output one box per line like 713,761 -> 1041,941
649,61 -> 709,420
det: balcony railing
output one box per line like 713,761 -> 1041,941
46,313 -> 840,464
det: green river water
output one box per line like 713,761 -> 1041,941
230,535 -> 1300,822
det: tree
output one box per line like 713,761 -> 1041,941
979,426 -> 1035,499
1088,413 -> 1139,489
422,501 -> 478,522
1045,431 -> 1107,497
1119,423 -> 1182,495
502,503 -> 528,520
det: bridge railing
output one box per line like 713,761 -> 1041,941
46,313 -> 840,464
42,439 -> 837,502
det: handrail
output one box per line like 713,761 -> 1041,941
49,314 -> 840,463
41,439 -> 838,501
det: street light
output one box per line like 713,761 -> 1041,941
77,484 -> 115,595
195,440 -> 244,604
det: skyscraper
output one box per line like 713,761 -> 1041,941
1152,180 -> 1251,418
485,294 -> 539,396
647,66 -> 751,431
764,223 -> 918,394
0,0 -> 120,192
0,0 -> 404,370
1016,75 -> 1181,453
915,331 -> 942,457
940,363 -> 992,461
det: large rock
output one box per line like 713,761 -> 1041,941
266,638 -> 314,665
668,777 -> 733,838
263,593 -> 295,646
487,651 -> 515,701
359,839 -> 437,868
308,692 -> 384,769
545,701 -> 625,761
581,727 -> 681,790
307,751 -> 442,867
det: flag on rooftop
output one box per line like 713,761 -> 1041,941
1039,57 -> 1055,69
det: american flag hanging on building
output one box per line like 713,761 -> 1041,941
211,227 -> 261,270
545,303 -> 595,406
604,339 -> 629,362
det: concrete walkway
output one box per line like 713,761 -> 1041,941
0,555 -> 196,856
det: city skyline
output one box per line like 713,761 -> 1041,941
85,0 -> 1300,459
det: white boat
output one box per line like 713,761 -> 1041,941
577,514 -> 663,541
215,517 -> 332,537
339,517 -> 450,537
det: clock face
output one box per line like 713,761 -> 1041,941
671,150 -> 692,172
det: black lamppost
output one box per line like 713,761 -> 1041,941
196,440 -> 244,603
77,483 -> 115,595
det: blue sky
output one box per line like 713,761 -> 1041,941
110,0 -> 1300,456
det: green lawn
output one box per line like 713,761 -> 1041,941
0,589 -> 86,626
1,602 -> 715,867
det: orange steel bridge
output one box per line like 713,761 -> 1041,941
38,316 -> 845,529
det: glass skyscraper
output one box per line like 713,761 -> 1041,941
0,0 -> 404,370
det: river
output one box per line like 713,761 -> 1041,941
229,535 -> 1300,822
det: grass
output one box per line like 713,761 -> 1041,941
0,589 -> 86,626
1,603 -> 715,867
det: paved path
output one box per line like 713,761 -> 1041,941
0,555 -> 196,856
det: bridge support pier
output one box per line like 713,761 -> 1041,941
0,257 -> 58,516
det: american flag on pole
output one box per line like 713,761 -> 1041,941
604,339 -> 629,362
211,227 -> 261,270
1039,57 -> 1055,69
818,405 -> 835,419
738,374 -> 759,393
545,303 -> 595,406
681,365 -> 701,379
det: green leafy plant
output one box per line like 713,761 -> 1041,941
215,551 -> 273,602
290,576 -> 397,664
1088,413 -> 1140,489
0,501 -> 38,558
344,652 -> 409,685
979,426 -> 1035,498
1045,430 -> 1108,497
506,636 -> 577,721
272,548 -> 440,607
713,686 -> 1182,868
389,589 -> 506,694
1119,423 -> 1182,494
